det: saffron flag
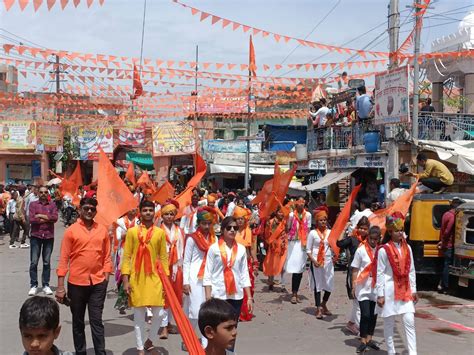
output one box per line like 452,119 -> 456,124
251,177 -> 273,206
186,153 -> 207,189
125,162 -> 136,186
131,65 -> 143,100
369,179 -> 418,234
60,161 -> 82,205
96,148 -> 139,226
151,180 -> 175,205
175,186 -> 194,219
249,35 -> 257,77
137,171 -> 154,191
155,260 -> 205,355
328,184 -> 362,259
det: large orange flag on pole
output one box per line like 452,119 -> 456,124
249,35 -> 257,77
151,181 -> 175,205
186,153 -> 207,189
131,65 -> 143,100
328,184 -> 362,259
136,171 -> 154,192
60,161 -> 83,205
125,162 -> 136,187
260,164 -> 297,219
96,148 -> 139,226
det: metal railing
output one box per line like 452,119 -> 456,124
417,112 -> 474,141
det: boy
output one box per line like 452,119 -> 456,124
198,298 -> 238,355
19,296 -> 72,355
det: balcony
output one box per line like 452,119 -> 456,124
417,113 -> 474,141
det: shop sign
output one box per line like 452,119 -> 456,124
70,125 -> 114,160
8,164 -> 32,180
36,123 -> 63,152
117,121 -> 146,147
152,121 -> 195,157
0,121 -> 36,150
328,155 -> 387,169
205,140 -> 261,153
308,159 -> 327,170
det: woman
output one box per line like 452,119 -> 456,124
337,216 -> 370,335
263,207 -> 288,291
307,206 -> 334,319
203,216 -> 252,317
376,212 -> 418,355
233,206 -> 258,321
351,226 -> 382,353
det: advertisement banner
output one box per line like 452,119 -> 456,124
204,140 -> 261,153
71,125 -> 114,160
117,121 -> 146,147
0,121 -> 36,150
152,122 -> 195,157
374,65 -> 410,125
36,123 -> 64,152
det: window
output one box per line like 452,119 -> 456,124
432,204 -> 451,229
466,216 -> 474,245
233,130 -> 246,139
215,117 -> 223,123
235,117 -> 243,123
214,129 -> 225,139
0,72 -> 6,82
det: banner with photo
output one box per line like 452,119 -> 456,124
71,125 -> 114,160
36,123 -> 64,152
117,121 -> 146,147
374,65 -> 410,125
152,121 -> 195,157
0,121 -> 36,150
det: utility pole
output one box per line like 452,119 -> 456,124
244,72 -> 251,190
412,0 -> 422,142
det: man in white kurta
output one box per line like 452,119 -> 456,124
180,195 -> 199,236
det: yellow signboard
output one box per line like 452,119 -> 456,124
152,121 -> 195,157
0,121 -> 36,150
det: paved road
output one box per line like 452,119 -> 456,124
1,222 -> 473,354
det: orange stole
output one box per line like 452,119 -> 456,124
218,239 -> 238,296
355,241 -> 375,286
263,218 -> 287,277
316,228 -> 329,266
383,240 -> 412,302
189,230 -> 215,279
162,224 -> 184,305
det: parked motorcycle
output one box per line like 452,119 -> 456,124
62,198 -> 78,226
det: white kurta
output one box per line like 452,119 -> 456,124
182,236 -> 206,319
115,217 -> 139,267
376,243 -> 417,318
285,211 -> 311,274
203,242 -> 251,300
351,245 -> 377,302
306,229 -> 334,292
180,206 -> 198,235
161,223 -> 185,279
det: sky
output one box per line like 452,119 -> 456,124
0,0 -> 473,93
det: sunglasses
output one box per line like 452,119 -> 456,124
225,225 -> 238,231
82,206 -> 96,212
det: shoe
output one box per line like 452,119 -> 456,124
43,286 -> 53,295
158,326 -> 168,339
345,322 -> 360,336
367,340 -> 380,351
356,343 -> 367,353
20,243 -> 30,249
290,295 -> 297,304
321,304 -> 332,316
268,284 -> 274,291
143,339 -> 154,351
315,307 -> 323,319
167,324 -> 179,334
433,187 -> 447,194
181,342 -> 188,352
28,286 -> 38,296
9,244 -> 18,249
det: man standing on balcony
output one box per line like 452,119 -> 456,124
310,98 -> 330,128
406,153 -> 454,194
356,86 -> 373,121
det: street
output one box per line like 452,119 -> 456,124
1,223 -> 473,355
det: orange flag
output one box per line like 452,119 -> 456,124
186,153 -> 207,189
151,181 -> 175,205
137,171 -> 154,191
249,35 -> 257,77
328,184 -> 362,259
131,65 -> 143,100
155,260 -> 205,355
60,161 -> 83,205
125,162 -> 136,186
369,179 -> 418,234
174,186 -> 194,219
96,148 -> 139,226
251,177 -> 273,206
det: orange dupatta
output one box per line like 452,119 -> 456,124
293,211 -> 309,247
190,229 -> 215,279
162,224 -> 180,270
355,241 -> 375,285
218,238 -> 239,296
135,226 -> 155,275
316,228 -> 329,266
383,240 -> 412,302
235,227 -> 253,248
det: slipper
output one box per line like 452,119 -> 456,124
290,295 -> 297,304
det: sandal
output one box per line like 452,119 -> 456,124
143,339 -> 154,351
159,326 -> 168,339
315,307 -> 323,319
290,295 -> 297,304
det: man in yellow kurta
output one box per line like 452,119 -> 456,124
122,200 -> 169,355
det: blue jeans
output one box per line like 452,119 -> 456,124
441,248 -> 453,289
29,237 -> 54,287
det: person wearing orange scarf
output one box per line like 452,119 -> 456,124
183,206 -> 216,348
351,225 -> 382,353
180,194 -> 200,237
376,212 -> 418,355
307,205 -> 333,319
263,207 -> 288,291
203,216 -> 252,352
158,199 -> 185,339
233,205 -> 257,321
121,200 -> 169,354
285,197 -> 312,304
336,216 -> 370,335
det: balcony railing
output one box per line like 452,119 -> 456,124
417,113 -> 474,141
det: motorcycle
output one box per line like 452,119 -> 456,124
62,198 -> 78,226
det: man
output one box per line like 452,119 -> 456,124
349,197 -> 373,233
407,153 -> 454,194
356,86 -> 373,121
7,190 -> 17,247
180,194 -> 199,236
437,197 -> 464,293
420,98 -> 435,114
25,185 -> 39,238
121,200 -> 169,354
56,197 -> 112,355
28,186 -> 58,296
0,184 -> 10,234
11,188 -> 29,249
310,98 -> 330,128
225,192 -> 237,217
386,178 -> 407,206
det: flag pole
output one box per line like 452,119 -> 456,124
244,36 -> 252,190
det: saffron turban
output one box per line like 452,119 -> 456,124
207,194 -> 217,203
197,206 -> 216,222
161,199 -> 179,215
386,211 -> 405,231
233,206 -> 251,220
313,205 -> 329,221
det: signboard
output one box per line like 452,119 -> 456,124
72,125 -> 114,160
0,121 -> 36,150
8,164 -> 32,181
328,154 -> 388,169
204,140 -> 261,153
36,123 -> 63,152
374,65 -> 410,125
117,121 -> 146,147
152,121 -> 195,157
308,159 -> 327,170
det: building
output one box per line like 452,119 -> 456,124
0,64 -> 18,93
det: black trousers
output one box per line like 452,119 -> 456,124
420,177 -> 449,192
226,298 -> 243,319
359,300 -> 377,338
292,273 -> 303,293
68,280 -> 108,355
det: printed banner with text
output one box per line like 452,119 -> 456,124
0,121 -> 36,150
152,121 -> 195,157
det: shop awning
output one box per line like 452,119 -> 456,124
126,152 -> 154,170
417,140 -> 474,175
210,163 -> 283,176
292,169 -> 356,191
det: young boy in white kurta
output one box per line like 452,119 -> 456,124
306,206 -> 333,319
285,198 -> 311,304
376,213 -> 418,355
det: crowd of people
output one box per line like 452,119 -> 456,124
2,171 -> 437,355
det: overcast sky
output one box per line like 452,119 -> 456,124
1,0 -> 473,92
